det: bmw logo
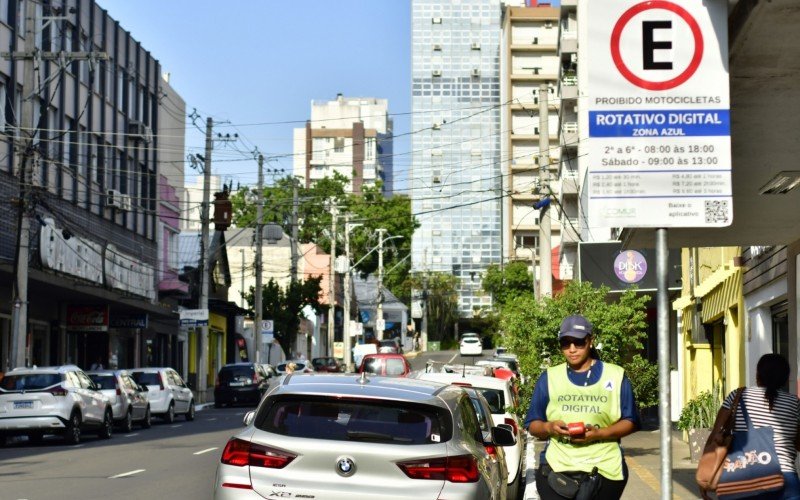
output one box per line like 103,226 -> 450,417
336,457 -> 356,477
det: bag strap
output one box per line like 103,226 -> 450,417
735,387 -> 755,430
722,387 -> 745,435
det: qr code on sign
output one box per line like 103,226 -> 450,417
705,200 -> 729,223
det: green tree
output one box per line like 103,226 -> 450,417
481,261 -> 534,306
244,276 -> 324,357
402,272 -> 460,342
500,280 -> 655,416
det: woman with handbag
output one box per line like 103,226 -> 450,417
714,353 -> 800,499
525,315 -> 640,499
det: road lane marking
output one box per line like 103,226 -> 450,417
194,447 -> 218,455
207,417 -> 217,421
448,353 -> 458,363
108,469 -> 145,479
170,424 -> 182,428
124,433 -> 139,438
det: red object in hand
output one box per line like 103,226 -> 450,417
567,422 -> 586,437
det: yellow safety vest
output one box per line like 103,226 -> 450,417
544,362 -> 625,480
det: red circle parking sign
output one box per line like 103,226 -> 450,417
610,0 -> 703,91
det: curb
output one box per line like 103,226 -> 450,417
195,402 -> 216,411
404,351 -> 422,359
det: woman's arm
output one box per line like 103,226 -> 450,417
529,419 -> 570,440
576,418 -> 636,443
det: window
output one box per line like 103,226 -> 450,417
334,137 -> 345,152
458,397 -> 481,444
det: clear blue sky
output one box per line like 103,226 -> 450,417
98,1 -> 411,190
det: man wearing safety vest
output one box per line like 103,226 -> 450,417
525,314 -> 640,499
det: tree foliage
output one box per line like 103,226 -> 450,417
243,276 -> 324,357
402,272 -> 460,342
231,174 -> 417,303
482,261 -> 535,306
500,280 -> 656,415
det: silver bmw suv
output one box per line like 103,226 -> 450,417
214,373 -> 515,500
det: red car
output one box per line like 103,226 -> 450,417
357,353 -> 412,377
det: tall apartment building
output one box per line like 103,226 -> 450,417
292,95 -> 394,195
412,0 -> 526,316
0,0 -> 185,371
500,5 -> 561,284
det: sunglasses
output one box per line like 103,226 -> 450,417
559,337 -> 589,349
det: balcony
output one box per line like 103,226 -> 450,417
559,171 -> 579,195
560,217 -> 581,244
560,35 -> 577,54
561,122 -> 578,147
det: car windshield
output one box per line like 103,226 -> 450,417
259,397 -> 449,444
89,374 -> 117,390
379,340 -> 396,347
278,362 -> 306,372
132,372 -> 160,385
475,388 -> 505,414
0,373 -> 62,391
385,358 -> 406,376
219,366 -> 254,382
312,358 -> 336,368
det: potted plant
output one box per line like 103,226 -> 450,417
677,387 -> 721,462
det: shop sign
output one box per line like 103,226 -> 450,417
110,314 -> 149,329
179,308 -> 209,326
67,306 -> 109,332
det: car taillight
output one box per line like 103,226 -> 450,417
252,374 -> 260,384
220,438 -> 296,469
397,455 -> 479,483
504,417 -> 519,436
48,386 -> 68,397
116,384 -> 122,396
215,376 -> 220,389
484,444 -> 498,459
158,373 -> 166,390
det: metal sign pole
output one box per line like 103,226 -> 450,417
656,228 -> 672,500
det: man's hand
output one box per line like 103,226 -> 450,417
546,420 -> 570,438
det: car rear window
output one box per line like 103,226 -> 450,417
89,374 -> 117,390
132,372 -> 161,385
385,358 -> 406,376
257,396 -> 451,445
219,366 -> 254,382
0,373 -> 62,391
475,388 -> 505,414
361,358 -> 382,374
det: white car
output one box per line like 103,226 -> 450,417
460,336 -> 483,356
130,368 -> 195,423
87,370 -> 152,432
408,372 -> 525,500
0,365 -> 114,445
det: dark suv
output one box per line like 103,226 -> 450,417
214,363 -> 271,408
311,357 -> 343,373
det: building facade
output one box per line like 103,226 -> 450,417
0,0 -> 184,372
500,5 -> 562,285
292,94 -> 393,195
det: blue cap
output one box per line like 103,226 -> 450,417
559,315 -> 593,339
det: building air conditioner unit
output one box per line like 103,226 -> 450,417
432,69 -> 442,77
127,120 -> 152,143
432,175 -> 441,184
106,189 -> 124,209
532,37 -> 539,45
471,68 -> 481,77
432,17 -> 442,24
471,42 -> 481,50
545,21 -> 553,29
433,43 -> 442,51
570,53 -> 578,64
432,123 -> 441,130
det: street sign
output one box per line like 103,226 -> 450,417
179,308 -> 208,326
261,319 -> 274,335
333,342 -> 344,358
375,318 -> 385,332
587,0 -> 732,228
411,300 -> 423,319
355,322 -> 363,337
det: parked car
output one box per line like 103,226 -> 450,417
378,338 -> 403,354
213,373 -> 516,499
460,336 -> 483,356
260,364 -> 279,378
275,360 -> 314,375
352,343 -> 378,368
130,367 -> 195,423
87,369 -> 151,432
311,357 -> 344,373
214,363 -> 271,408
408,372 -> 525,500
464,387 -> 510,499
357,353 -> 412,377
0,365 -> 113,445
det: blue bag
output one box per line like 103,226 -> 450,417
716,395 -> 784,499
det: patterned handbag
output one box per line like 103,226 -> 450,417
715,394 -> 785,499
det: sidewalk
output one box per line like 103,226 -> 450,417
524,426 -> 701,499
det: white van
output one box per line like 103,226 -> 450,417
352,343 -> 378,368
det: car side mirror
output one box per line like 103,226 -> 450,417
243,411 -> 255,426
491,425 -> 516,447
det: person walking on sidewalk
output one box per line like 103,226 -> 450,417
716,353 -> 800,499
525,314 -> 640,499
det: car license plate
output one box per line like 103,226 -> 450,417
229,382 -> 245,387
14,401 -> 33,410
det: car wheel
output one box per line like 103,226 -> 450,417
185,400 -> 195,421
28,432 -> 44,444
141,406 -> 152,429
121,408 -> 133,433
163,402 -> 175,423
98,409 -> 113,439
64,411 -> 82,445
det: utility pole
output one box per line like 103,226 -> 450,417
5,3 -> 107,370
197,117 -> 213,402
343,215 -> 353,371
327,204 -> 338,357
537,83 -> 552,299
289,179 -> 299,356
253,154 -> 264,364
375,228 -> 387,341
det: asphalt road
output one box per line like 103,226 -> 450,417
0,406 -> 248,500
408,348 -> 492,371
